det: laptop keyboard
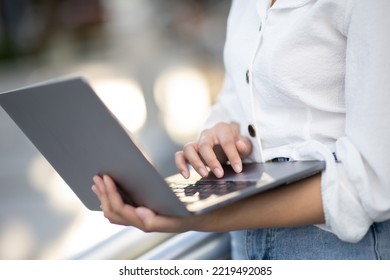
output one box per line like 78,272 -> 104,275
170,180 -> 257,205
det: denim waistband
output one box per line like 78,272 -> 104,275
270,157 -> 291,162
270,152 -> 339,163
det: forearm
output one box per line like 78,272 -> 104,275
93,173 -> 324,233
195,173 -> 324,232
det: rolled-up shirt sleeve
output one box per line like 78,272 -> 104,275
320,0 -> 390,242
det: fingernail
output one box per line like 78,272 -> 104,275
181,170 -> 189,179
233,163 -> 242,173
199,167 -> 208,177
136,208 -> 147,221
236,139 -> 247,152
213,168 -> 223,178
136,207 -> 153,221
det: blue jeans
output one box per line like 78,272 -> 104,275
230,221 -> 390,259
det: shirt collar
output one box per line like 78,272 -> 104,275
256,0 -> 313,19
256,0 -> 271,19
271,0 -> 314,9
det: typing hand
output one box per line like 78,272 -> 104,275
175,122 -> 252,179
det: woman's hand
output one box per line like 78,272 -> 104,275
91,175 -> 205,232
92,173 -> 324,232
91,122 -> 251,231
92,121 -> 324,232
175,122 -> 252,179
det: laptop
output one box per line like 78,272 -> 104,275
0,77 -> 325,216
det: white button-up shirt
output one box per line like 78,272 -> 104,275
204,0 -> 390,242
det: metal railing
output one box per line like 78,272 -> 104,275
138,231 -> 231,260
71,227 -> 231,260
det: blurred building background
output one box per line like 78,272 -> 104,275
0,0 -> 230,259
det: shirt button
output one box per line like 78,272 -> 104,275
248,124 -> 256,137
245,70 -> 250,84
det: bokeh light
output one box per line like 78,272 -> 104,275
154,66 -> 211,144
92,78 -> 147,133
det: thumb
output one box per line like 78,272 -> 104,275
135,207 -> 187,233
236,137 -> 252,158
135,207 -> 156,230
